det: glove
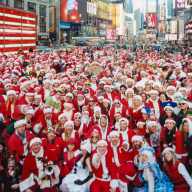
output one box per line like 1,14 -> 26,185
74,179 -> 84,185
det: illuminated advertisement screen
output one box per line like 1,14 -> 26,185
145,13 -> 157,28
60,0 -> 80,23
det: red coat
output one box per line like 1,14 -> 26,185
91,150 -> 115,179
119,129 -> 135,146
119,162 -> 141,186
42,137 -> 63,162
95,126 -> 112,140
146,99 -> 163,117
163,161 -> 189,192
130,108 -> 143,127
8,130 -> 34,161
109,105 -> 128,126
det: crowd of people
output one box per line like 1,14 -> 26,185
0,45 -> 192,192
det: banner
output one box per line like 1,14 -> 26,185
60,0 -> 80,23
145,13 -> 157,28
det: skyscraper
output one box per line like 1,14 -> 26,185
123,0 -> 133,13
166,0 -> 174,19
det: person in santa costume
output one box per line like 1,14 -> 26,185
42,129 -> 63,163
136,146 -> 173,192
96,115 -> 111,140
20,137 -> 60,192
119,118 -> 135,146
109,99 -> 127,126
130,95 -> 144,128
146,90 -> 163,120
162,147 -> 192,192
60,140 -> 93,192
8,119 -> 34,162
179,118 -> 192,172
61,120 -> 80,150
90,140 -> 116,192
55,113 -> 68,136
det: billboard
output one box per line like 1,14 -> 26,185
175,0 -> 185,10
60,0 -> 80,23
145,13 -> 157,28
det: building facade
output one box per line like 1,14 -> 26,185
0,0 -> 49,44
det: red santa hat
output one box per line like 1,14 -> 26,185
29,137 -> 42,148
26,87 -> 35,97
14,119 -> 27,129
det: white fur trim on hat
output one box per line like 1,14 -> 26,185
29,137 -> 42,147
64,120 -> 74,129
165,119 -> 176,124
164,106 -> 174,111
146,121 -> 157,128
97,140 -> 108,147
131,135 -> 143,143
108,131 -> 119,139
119,117 -> 129,125
162,147 -> 175,156
66,93 -> 73,99
94,106 -> 101,113
7,90 -> 17,96
25,109 -> 35,115
43,108 -> 52,114
14,119 -> 27,129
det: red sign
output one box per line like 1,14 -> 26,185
60,0 -> 80,23
0,7 -> 37,53
146,13 -> 157,28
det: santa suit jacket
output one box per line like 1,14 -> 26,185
91,150 -> 115,180
42,137 -> 63,163
163,160 -> 191,192
8,130 -> 34,161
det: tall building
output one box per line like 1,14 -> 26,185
146,0 -> 158,13
0,0 -> 49,44
166,0 -> 174,18
123,0 -> 133,13
134,8 -> 142,33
